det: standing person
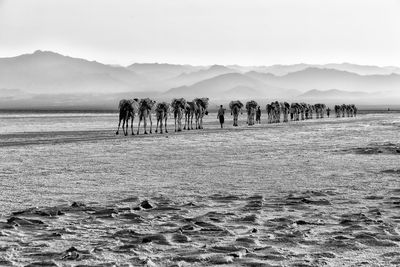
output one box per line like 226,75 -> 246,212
256,106 -> 261,124
326,107 -> 331,118
217,105 -> 225,128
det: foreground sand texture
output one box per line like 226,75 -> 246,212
0,113 -> 399,266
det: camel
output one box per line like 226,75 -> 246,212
321,104 -> 326,118
194,98 -> 209,129
184,101 -> 197,130
229,100 -> 244,126
341,104 -> 347,117
281,102 -> 290,122
246,100 -> 258,126
351,104 -> 357,117
300,103 -> 308,120
266,101 -> 281,123
116,98 -> 139,136
335,105 -> 341,118
171,98 -> 186,132
307,104 -> 315,119
314,103 -> 326,119
290,103 -> 301,121
137,98 -> 156,135
266,104 -> 272,123
272,101 -> 281,123
155,102 -> 170,134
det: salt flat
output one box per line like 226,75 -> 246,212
0,113 -> 399,266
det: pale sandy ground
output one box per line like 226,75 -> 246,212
0,113 -> 399,266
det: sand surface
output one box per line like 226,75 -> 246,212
0,113 -> 399,266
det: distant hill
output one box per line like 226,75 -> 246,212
229,63 -> 400,76
323,63 -> 400,76
298,89 -> 369,98
127,63 -> 202,81
164,73 -> 299,99
246,68 -> 400,94
0,50 -> 144,94
167,65 -> 237,87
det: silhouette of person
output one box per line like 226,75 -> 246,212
326,107 -> 331,118
217,105 -> 225,128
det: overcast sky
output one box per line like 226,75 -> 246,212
0,0 -> 399,66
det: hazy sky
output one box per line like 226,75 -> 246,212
0,0 -> 399,66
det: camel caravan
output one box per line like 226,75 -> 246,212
116,97 -> 209,136
115,97 -> 357,136
334,104 -> 358,118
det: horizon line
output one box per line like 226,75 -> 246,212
1,49 -> 399,69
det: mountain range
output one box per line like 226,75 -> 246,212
1,50 -> 399,109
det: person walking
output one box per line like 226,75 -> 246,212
326,107 -> 331,118
217,105 -> 225,128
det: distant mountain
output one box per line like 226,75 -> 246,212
298,89 -> 369,98
168,65 -> 237,86
127,63 -> 202,81
229,63 -> 400,76
0,50 -> 145,94
246,68 -> 400,94
164,73 -> 299,99
323,63 -> 400,76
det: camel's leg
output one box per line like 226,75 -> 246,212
149,114 -> 153,134
116,118 -> 122,135
155,118 -> 159,133
126,117 -> 130,136
174,116 -> 177,132
159,117 -> 163,134
165,116 -> 168,133
178,113 -> 182,132
143,114 -> 148,134
122,117 -> 127,136
199,115 -> 202,129
137,117 -> 141,135
177,114 -> 180,132
131,116 -> 135,135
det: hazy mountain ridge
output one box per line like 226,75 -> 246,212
1,51 -> 400,109
0,50 -> 147,94
164,72 -> 300,99
230,63 -> 400,76
247,68 -> 400,93
127,63 -> 203,81
299,89 -> 369,98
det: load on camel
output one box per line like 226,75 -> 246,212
246,100 -> 258,126
229,100 -> 244,127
